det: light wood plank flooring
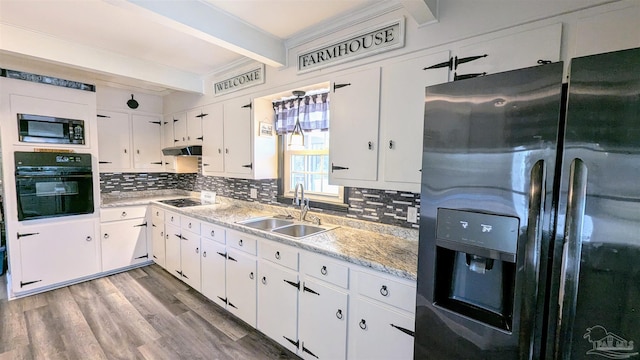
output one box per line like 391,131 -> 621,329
0,265 -> 299,360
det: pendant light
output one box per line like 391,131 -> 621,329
289,90 -> 306,148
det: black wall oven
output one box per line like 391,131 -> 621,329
15,152 -> 94,221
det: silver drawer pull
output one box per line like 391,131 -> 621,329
211,230 -> 215,237
262,276 -> 267,285
359,319 -> 367,330
336,309 -> 343,320
103,233 -> 109,239
380,285 -> 389,297
121,211 -> 127,217
249,272 -> 254,279
275,251 -> 281,260
195,247 -> 199,254
86,236 -> 92,242
238,239 -> 243,246
321,266 -> 328,276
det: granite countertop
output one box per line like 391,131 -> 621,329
101,192 -> 419,281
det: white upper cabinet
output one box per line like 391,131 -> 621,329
451,23 -> 562,80
201,97 -> 276,179
97,110 -> 163,172
162,114 -> 176,149
380,51 -> 450,191
131,114 -> 163,170
185,107 -> 206,145
171,112 -> 188,146
201,103 -> 225,174
97,110 -> 131,170
329,67 -> 381,184
571,5 -> 640,58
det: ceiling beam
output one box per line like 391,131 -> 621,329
400,0 -> 438,26
0,24 -> 204,93
118,0 -> 287,68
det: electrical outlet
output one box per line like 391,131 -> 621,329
250,188 -> 258,199
407,206 -> 418,223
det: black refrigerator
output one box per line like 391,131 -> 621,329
414,47 -> 640,359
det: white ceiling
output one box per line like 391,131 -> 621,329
0,0 -> 425,95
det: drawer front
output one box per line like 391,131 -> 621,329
101,206 -> 147,222
165,211 -> 181,227
202,223 -> 226,244
260,241 -> 298,271
301,252 -> 349,289
151,207 -> 165,222
226,230 -> 257,255
181,216 -> 201,234
357,272 -> 416,312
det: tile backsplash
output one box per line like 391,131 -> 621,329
100,172 -> 420,229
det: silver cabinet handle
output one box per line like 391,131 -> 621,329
249,272 -> 254,279
195,247 -> 199,254
86,236 -> 92,242
321,265 -> 328,275
121,211 -> 127,217
336,309 -> 343,320
275,251 -> 281,260
203,251 -> 207,257
210,230 -> 215,237
359,319 -> 367,330
262,276 -> 267,285
188,222 -> 192,228
238,239 -> 243,246
380,285 -> 389,297
103,233 -> 109,239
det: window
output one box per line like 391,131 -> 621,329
274,87 -> 344,203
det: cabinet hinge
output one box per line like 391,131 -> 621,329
241,163 -> 253,169
284,279 -> 300,289
151,161 -> 163,165
302,283 -> 320,296
98,161 -> 112,164
331,163 -> 349,172
173,118 -> 179,123
134,254 -> 149,260
17,232 -> 39,239
333,82 -> 351,92
283,336 -> 299,349
537,59 -> 553,65
390,323 -> 415,337
227,255 -> 237,262
217,251 -> 227,258
241,103 -> 252,109
134,222 -> 148,228
217,296 -> 228,304
423,57 -> 453,70
196,113 -> 208,118
302,343 -> 319,359
228,301 -> 238,309
197,136 -> 203,141
153,255 -> 157,259
454,72 -> 487,81
97,114 -> 111,118
20,279 -> 42,288
424,54 -> 487,71
150,121 -> 162,125
454,54 -> 487,70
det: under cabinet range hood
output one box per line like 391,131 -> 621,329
162,145 -> 202,156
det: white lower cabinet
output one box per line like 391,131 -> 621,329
348,271 -> 416,360
299,278 -> 349,360
100,206 -> 149,272
14,218 -> 99,293
179,228 -> 201,291
348,297 -> 415,360
201,238 -> 227,307
257,260 -> 299,353
150,207 -> 166,268
226,248 -> 257,327
165,221 -> 182,279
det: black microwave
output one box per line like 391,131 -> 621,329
18,113 -> 85,145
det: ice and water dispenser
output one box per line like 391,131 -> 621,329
433,208 -> 519,332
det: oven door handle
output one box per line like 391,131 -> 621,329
16,174 -> 93,178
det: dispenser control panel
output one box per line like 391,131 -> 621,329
436,208 -> 519,255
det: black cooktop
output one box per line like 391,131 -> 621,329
158,198 -> 205,208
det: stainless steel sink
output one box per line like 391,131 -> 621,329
271,224 -> 327,238
237,216 -> 336,238
237,217 -> 294,230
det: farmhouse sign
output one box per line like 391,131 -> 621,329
214,64 -> 265,96
297,18 -> 405,73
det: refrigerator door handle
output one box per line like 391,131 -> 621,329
519,160 -> 546,359
557,158 -> 588,358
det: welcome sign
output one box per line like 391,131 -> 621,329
297,18 -> 405,73
214,64 -> 265,96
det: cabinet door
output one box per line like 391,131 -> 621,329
330,67 -> 381,182
299,279 -> 348,360
201,239 -> 227,307
151,220 -> 166,268
162,114 -> 175,149
173,112 -> 188,146
101,218 -> 148,272
180,230 -> 201,291
97,110 -> 131,170
202,103 -> 225,174
226,249 -> 257,327
17,219 -> 99,292
186,108 -> 205,145
454,23 -> 561,79
223,98 -> 253,175
132,114 -> 163,170
257,261 -> 299,354
349,298 -> 414,360
572,5 -> 640,57
165,223 -> 182,279
380,51 -> 450,186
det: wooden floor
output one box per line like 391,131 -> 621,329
0,265 -> 299,360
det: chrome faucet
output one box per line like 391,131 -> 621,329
293,183 -> 309,221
